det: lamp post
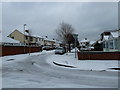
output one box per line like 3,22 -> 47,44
26,30 -> 30,56
73,34 -> 78,58
24,24 -> 30,55
23,24 -> 26,54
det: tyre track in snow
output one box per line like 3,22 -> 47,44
2,51 -> 118,88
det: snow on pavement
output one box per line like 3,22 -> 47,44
47,52 -> 119,71
1,50 -> 54,88
1,50 -> 118,88
1,49 -> 119,72
1,50 -> 54,65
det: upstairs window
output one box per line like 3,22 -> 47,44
25,36 -> 28,40
30,37 -> 33,41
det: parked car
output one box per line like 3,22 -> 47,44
55,47 -> 66,54
42,46 -> 53,50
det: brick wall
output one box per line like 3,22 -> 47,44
77,51 -> 120,60
1,45 -> 42,56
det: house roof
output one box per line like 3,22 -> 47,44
101,32 -> 111,36
55,40 -> 62,44
44,37 -> 55,42
31,35 -> 43,38
111,31 -> 119,38
80,38 -> 89,43
13,26 -> 29,35
103,35 -> 109,40
2,37 -> 19,43
90,41 -> 96,45
101,29 -> 119,42
7,29 -> 23,37
9,29 -> 44,39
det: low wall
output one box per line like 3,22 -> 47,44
77,51 -> 120,60
1,45 -> 42,56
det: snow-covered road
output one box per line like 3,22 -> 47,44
2,51 -> 118,88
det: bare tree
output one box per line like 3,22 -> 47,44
56,22 -> 75,52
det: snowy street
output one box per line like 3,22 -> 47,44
1,50 -> 118,88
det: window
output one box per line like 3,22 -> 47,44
83,46 -> 85,48
26,36 -> 28,40
36,38 -> 37,42
106,42 -> 108,48
109,40 -> 113,49
115,39 -> 118,49
30,37 -> 33,41
103,42 -> 105,48
39,38 -> 41,41
11,36 -> 14,39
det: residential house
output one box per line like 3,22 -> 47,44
54,40 -> 61,47
91,39 -> 103,51
43,37 -> 56,47
7,29 -> 25,43
101,29 -> 120,52
32,35 -> 44,46
79,38 -> 90,50
8,29 -> 61,48
8,29 -> 44,46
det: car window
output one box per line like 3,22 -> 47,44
56,48 -> 63,50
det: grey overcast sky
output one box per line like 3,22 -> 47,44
2,2 -> 118,41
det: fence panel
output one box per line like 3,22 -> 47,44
77,51 -> 120,60
1,45 -> 42,56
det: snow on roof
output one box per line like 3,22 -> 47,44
90,41 -> 96,45
102,30 -> 119,40
103,35 -> 109,40
111,31 -> 118,38
31,35 -> 43,38
2,37 -> 19,43
14,25 -> 29,33
80,38 -> 89,42
12,29 -> 43,39
43,37 -> 62,43
12,26 -> 37,37
44,37 -> 55,42
55,40 -> 62,44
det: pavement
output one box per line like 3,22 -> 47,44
47,52 -> 119,72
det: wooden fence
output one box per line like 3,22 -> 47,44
77,51 -> 120,60
0,45 -> 42,56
